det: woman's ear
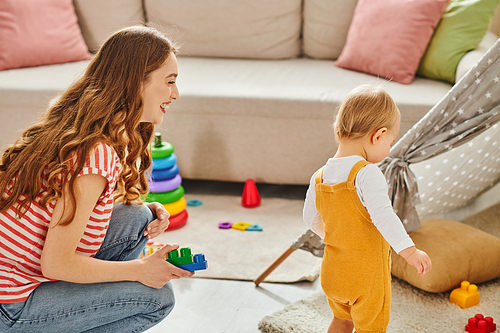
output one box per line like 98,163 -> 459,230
371,127 -> 387,145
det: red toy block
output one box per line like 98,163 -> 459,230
242,179 -> 261,208
466,314 -> 497,333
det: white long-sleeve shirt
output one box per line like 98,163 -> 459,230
303,156 -> 414,254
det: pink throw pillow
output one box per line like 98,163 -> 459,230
335,0 -> 449,85
0,0 -> 92,71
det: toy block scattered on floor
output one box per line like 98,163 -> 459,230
231,221 -> 253,231
219,221 -> 263,231
465,314 -> 496,333
450,281 -> 480,309
219,222 -> 233,229
166,247 -> 208,271
246,224 -> 263,231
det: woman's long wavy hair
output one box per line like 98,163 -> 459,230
0,26 -> 178,226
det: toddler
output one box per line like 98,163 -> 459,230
303,84 -> 432,333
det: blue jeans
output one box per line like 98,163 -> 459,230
0,203 -> 175,333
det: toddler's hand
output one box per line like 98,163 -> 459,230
398,246 -> 432,278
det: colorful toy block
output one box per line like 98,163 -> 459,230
466,314 -> 497,333
450,281 -> 480,309
176,253 -> 208,271
246,224 -> 263,231
219,221 -> 264,231
166,247 -> 208,271
219,222 -> 233,229
140,241 -> 164,258
166,247 -> 194,266
231,221 -> 253,231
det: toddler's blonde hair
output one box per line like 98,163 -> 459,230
334,84 -> 399,141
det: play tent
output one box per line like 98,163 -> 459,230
379,38 -> 500,232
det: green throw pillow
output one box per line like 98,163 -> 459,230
417,0 -> 500,84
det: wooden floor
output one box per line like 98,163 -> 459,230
145,277 -> 322,333
144,179 -> 323,332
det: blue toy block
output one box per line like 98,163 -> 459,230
246,224 -> 263,231
176,253 -> 208,271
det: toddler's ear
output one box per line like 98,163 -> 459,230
371,127 -> 387,145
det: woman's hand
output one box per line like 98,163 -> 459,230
144,202 -> 170,239
139,243 -> 195,288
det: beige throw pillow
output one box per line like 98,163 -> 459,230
302,0 -> 359,59
391,219 -> 500,293
74,0 -> 145,53
144,0 -> 302,59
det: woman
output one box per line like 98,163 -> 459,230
0,26 -> 193,333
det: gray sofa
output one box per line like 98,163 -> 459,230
0,0 -> 497,185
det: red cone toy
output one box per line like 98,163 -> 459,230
242,179 -> 261,208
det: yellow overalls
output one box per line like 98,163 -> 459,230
315,160 -> 391,333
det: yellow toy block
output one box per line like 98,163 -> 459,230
231,221 -> 252,231
450,281 -> 480,309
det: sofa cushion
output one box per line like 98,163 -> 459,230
455,31 -> 498,83
417,0 -> 500,84
391,219 -> 500,293
0,0 -> 91,71
73,0 -> 145,53
335,0 -> 449,84
144,0 -> 301,59
302,0 -> 359,59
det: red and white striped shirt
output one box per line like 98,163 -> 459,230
0,143 -> 121,303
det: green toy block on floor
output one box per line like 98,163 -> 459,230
166,247 -> 194,266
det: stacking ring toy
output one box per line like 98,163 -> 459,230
167,209 -> 188,230
163,197 -> 186,216
151,141 -> 174,159
152,164 -> 180,181
153,153 -> 177,170
149,174 -> 182,193
146,186 -> 185,205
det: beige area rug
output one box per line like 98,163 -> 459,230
155,193 -> 322,283
258,276 -> 500,333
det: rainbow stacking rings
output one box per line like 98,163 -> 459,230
146,133 -> 188,230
